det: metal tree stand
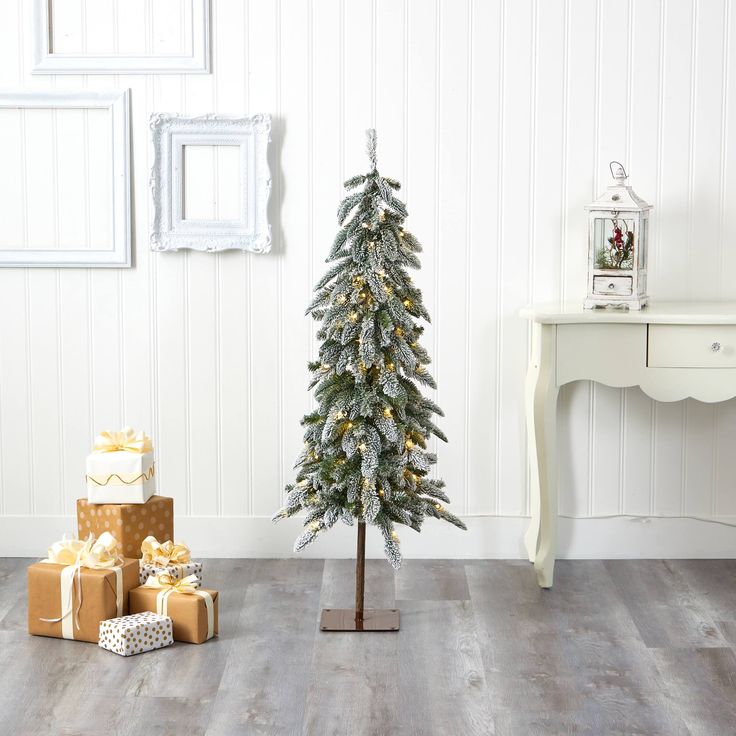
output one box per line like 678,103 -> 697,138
319,521 -> 400,632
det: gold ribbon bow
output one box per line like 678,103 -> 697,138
143,573 -> 215,640
93,427 -> 152,454
40,532 -> 123,637
142,573 -> 200,593
140,536 -> 191,567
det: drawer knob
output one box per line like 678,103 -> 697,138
711,342 -> 722,353
608,282 -> 616,290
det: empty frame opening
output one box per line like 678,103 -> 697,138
0,106 -> 112,251
48,0 -> 194,57
182,144 -> 242,222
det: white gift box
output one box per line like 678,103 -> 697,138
86,450 -> 155,504
98,611 -> 173,656
139,560 -> 203,587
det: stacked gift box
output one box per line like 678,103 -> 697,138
27,427 -> 219,655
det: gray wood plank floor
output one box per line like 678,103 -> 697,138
2,558 -> 736,735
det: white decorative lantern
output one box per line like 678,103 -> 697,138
584,162 -> 652,310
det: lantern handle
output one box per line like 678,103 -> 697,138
609,161 -> 627,180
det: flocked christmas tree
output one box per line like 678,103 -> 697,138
273,130 -> 466,580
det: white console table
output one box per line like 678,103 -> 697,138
521,302 -> 736,588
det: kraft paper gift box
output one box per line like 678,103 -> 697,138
28,533 -> 139,643
86,428 -> 156,504
129,575 -> 218,645
99,611 -> 173,656
138,535 -> 203,587
77,495 -> 174,558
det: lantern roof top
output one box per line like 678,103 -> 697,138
584,161 -> 653,213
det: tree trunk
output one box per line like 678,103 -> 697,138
355,521 -> 366,624
318,519 -> 398,631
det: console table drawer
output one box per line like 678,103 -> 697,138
557,323 -> 646,385
648,325 -> 736,368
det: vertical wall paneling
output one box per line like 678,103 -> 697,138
621,389 -> 654,516
120,72 -> 154,473
405,0 -> 440,491
215,0 -> 249,517
720,1 -> 736,301
0,274 -> 32,515
0,0 -> 33,519
153,74 -> 188,515
2,0 -> 736,556
497,0 -> 533,515
58,269 -> 92,514
27,270 -> 63,515
653,402 -> 686,516
684,400 -> 715,516
279,0 -> 313,510
183,7 -> 219,518
435,0 -> 469,510
532,0 -> 564,309
558,384 -> 595,518
715,400 -> 736,517
466,0 -> 501,516
247,0 -> 282,517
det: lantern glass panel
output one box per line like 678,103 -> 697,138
638,217 -> 648,268
593,214 -> 636,271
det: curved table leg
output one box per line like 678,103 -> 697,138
525,323 -> 559,588
524,373 -> 542,565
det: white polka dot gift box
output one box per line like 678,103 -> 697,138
85,428 -> 156,505
76,496 -> 174,558
138,536 -> 203,587
99,611 -> 173,656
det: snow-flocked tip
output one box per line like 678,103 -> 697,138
366,128 -> 377,171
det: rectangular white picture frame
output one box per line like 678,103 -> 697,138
0,89 -> 131,268
150,113 -> 272,254
32,0 -> 210,74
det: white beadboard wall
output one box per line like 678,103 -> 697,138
2,0 -> 736,558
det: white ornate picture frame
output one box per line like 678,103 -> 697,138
32,0 -> 210,74
0,89 -> 131,268
150,113 -> 272,254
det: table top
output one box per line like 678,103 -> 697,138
521,301 -> 736,325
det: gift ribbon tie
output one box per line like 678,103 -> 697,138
144,574 -> 214,641
141,562 -> 188,583
39,532 -> 122,639
39,562 -> 84,638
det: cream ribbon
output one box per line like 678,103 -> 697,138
40,532 -> 123,639
140,536 -> 191,567
143,574 -> 214,640
93,427 -> 153,454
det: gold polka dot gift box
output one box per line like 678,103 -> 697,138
85,428 -> 156,505
77,496 -> 174,559
99,611 -> 173,656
